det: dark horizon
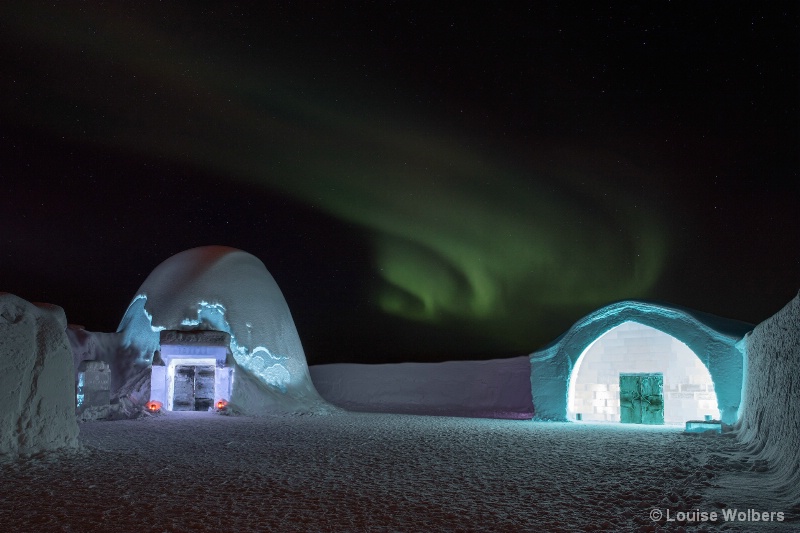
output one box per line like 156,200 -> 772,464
2,3 -> 798,365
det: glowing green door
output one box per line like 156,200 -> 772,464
620,373 -> 664,424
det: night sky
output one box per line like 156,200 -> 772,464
1,3 -> 798,365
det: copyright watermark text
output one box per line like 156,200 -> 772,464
650,507 -> 785,523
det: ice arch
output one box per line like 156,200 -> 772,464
529,300 -> 753,424
568,321 -> 719,424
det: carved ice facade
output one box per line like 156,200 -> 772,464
150,330 -> 233,411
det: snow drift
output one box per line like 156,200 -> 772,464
116,246 -> 330,415
0,293 -> 79,456
310,356 -> 533,419
734,292 -> 800,509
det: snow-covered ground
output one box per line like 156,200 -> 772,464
2,281 -> 797,532
1,412 -> 794,532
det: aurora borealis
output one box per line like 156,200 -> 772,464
1,3 -> 797,363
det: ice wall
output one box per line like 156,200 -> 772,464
569,321 -> 720,423
66,325 -> 125,384
734,292 -> 800,508
0,293 -> 79,457
310,356 -> 534,419
116,246 -> 329,415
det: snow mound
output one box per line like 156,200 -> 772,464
117,246 -> 329,415
0,293 -> 79,457
733,292 -> 800,510
310,356 -> 533,419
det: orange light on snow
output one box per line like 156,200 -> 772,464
146,400 -> 162,412
216,399 -> 228,410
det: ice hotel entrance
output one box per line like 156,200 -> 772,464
150,330 -> 233,411
567,321 -> 720,425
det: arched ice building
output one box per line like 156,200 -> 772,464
115,246 -> 330,415
529,300 -> 754,424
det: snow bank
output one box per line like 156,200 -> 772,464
734,292 -> 800,509
0,293 -> 79,457
117,246 -> 329,415
310,356 -> 533,419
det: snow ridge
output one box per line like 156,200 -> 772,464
735,292 -> 800,510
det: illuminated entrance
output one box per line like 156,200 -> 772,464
172,364 -> 215,411
568,321 -> 719,424
150,330 -> 233,411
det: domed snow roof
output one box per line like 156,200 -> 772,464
117,246 -> 328,414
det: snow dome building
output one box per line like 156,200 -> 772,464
529,300 -> 754,425
116,246 -> 329,415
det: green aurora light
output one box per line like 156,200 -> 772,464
5,5 -> 668,350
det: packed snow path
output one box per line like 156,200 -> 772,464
0,413 -> 793,532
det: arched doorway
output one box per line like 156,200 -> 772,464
567,321 -> 719,424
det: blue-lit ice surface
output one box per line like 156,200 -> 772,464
529,300 -> 754,424
116,246 -> 330,415
685,420 -> 723,434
